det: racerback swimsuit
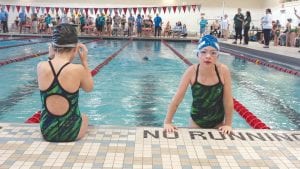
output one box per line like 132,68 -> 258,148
40,61 -> 82,142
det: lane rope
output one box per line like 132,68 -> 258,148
0,39 -> 103,67
0,39 -> 52,50
25,39 -> 133,123
0,36 -> 39,42
162,40 -> 270,129
220,48 -> 299,76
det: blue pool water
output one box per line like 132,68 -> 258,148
0,39 -> 299,130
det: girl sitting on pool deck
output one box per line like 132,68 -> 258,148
163,35 -> 233,134
37,23 -> 94,142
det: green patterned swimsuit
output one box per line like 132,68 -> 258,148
40,61 -> 82,142
191,64 -> 224,128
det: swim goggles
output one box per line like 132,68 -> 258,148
51,42 -> 78,48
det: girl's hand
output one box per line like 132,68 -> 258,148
219,125 -> 232,135
77,43 -> 88,68
163,123 -> 177,133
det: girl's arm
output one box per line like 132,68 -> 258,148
164,66 -> 194,132
219,65 -> 233,134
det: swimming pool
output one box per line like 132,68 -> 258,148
0,39 -> 299,130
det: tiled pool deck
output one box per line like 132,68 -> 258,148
0,123 -> 299,169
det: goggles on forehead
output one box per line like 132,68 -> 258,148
51,42 -> 77,48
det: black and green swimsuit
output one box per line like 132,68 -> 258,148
40,61 -> 82,142
191,64 -> 225,128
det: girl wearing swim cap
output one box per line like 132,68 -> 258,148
164,35 -> 233,134
37,24 -> 94,142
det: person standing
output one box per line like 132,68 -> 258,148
106,14 -> 112,36
243,11 -> 251,45
199,14 -> 208,37
121,14 -> 126,32
0,8 -> 9,33
261,8 -> 272,48
79,14 -> 86,33
45,14 -> 53,34
233,8 -> 244,44
221,14 -> 230,41
136,14 -> 143,37
31,12 -> 38,34
61,11 -> 69,24
294,8 -> 300,52
154,14 -> 162,37
128,13 -> 135,36
19,9 -> 27,34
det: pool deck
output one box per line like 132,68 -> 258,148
0,123 -> 299,169
0,33 -> 300,168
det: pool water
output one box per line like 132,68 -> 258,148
0,39 -> 299,130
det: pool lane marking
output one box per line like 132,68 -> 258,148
0,39 -> 53,50
220,47 -> 300,77
91,39 -> 133,76
0,36 -> 40,42
0,39 -> 103,67
162,40 -> 270,129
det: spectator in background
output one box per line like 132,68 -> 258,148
121,14 -> 126,31
294,8 -> 300,52
136,14 -> 143,37
106,14 -> 112,36
45,13 -> 53,34
31,12 -> 38,34
79,14 -> 85,33
181,24 -> 188,37
112,12 -> 121,36
173,21 -> 182,37
261,8 -> 272,48
154,13 -> 162,37
0,8 -> 9,33
233,8 -> 244,44
243,11 -> 251,45
19,9 -> 27,34
199,14 -> 208,37
210,19 -> 220,38
96,13 -> 105,36
163,21 -> 172,37
221,14 -> 230,41
128,13 -> 135,36
272,21 -> 280,46
61,11 -> 69,24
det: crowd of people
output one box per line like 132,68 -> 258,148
0,9 -> 191,38
199,8 -> 300,51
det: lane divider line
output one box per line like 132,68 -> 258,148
0,39 -> 52,50
0,36 -> 39,42
91,39 -> 133,76
0,39 -> 103,67
220,47 -> 299,76
162,40 -> 270,129
25,39 -> 132,123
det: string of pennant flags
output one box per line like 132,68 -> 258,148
0,4 -> 201,15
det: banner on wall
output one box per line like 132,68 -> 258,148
2,4 -> 201,15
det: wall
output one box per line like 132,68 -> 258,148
0,0 -> 298,33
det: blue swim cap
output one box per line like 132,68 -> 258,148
197,35 -> 220,51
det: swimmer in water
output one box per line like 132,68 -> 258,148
143,56 -> 149,61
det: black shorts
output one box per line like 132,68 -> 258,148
97,26 -> 101,31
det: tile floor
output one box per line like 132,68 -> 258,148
0,123 -> 299,169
